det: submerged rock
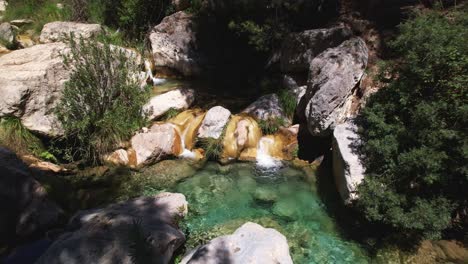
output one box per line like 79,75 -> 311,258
36,192 -> 188,264
143,88 -> 195,120
130,123 -> 182,166
276,25 -> 353,72
180,222 -> 293,264
39,21 -> 103,43
0,148 -> 63,244
299,37 -> 368,136
0,42 -> 69,136
150,11 -> 203,76
243,94 -> 290,124
198,106 -> 231,139
332,121 -> 365,203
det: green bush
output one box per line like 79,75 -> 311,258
258,117 -> 286,135
357,7 -> 468,240
55,36 -> 149,165
0,117 -> 45,156
278,89 -> 297,119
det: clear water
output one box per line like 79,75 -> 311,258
171,162 -> 370,263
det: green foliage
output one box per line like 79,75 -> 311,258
4,0 -> 70,33
197,137 -> 223,161
128,219 -> 154,264
159,108 -> 182,121
357,8 -> 468,240
55,36 -> 149,165
258,117 -> 286,135
278,90 -> 297,119
0,117 -> 46,156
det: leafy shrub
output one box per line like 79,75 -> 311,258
55,36 -> 149,164
197,137 -> 223,161
357,7 -> 468,240
258,117 -> 286,135
159,107 -> 182,121
278,89 -> 297,119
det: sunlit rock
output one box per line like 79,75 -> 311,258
198,106 -> 231,139
180,222 -> 293,264
39,21 -> 103,43
143,88 -> 195,120
243,94 -> 291,125
332,121 -> 365,203
169,109 -> 205,151
130,123 -> 182,166
298,37 -> 369,136
36,192 -> 188,264
150,11 -> 203,76
103,149 -> 129,166
221,115 -> 261,162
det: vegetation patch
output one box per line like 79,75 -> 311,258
258,117 -> 286,135
55,36 -> 150,165
278,89 -> 297,119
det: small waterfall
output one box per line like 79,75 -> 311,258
145,60 -> 166,85
169,123 -> 197,160
256,137 -> 282,169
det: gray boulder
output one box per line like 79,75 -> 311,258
198,106 -> 231,139
150,11 -> 202,76
130,123 -> 182,166
39,21 -> 103,43
299,37 -> 368,136
0,42 -> 69,136
0,22 -> 16,47
143,88 -> 195,120
36,192 -> 188,264
277,25 -> 353,72
180,222 -> 293,264
243,94 -> 290,124
0,147 -> 63,244
332,121 -> 365,203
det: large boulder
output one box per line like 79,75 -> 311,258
0,22 -> 16,47
180,222 -> 293,264
36,192 -> 188,264
130,123 -> 182,166
0,43 -> 69,136
299,37 -> 368,136
144,88 -> 195,120
243,94 -> 290,124
198,106 -> 231,139
0,148 -> 63,244
276,25 -> 353,72
149,11 -> 203,76
39,21 -> 103,43
332,121 -> 365,203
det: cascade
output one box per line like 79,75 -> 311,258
256,136 -> 282,169
169,110 -> 205,160
145,60 -> 166,85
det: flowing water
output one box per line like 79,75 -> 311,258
169,162 -> 370,263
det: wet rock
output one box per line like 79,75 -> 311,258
144,88 -> 195,120
180,222 -> 293,264
36,192 -> 188,264
198,106 -> 231,139
0,147 -> 63,244
150,11 -> 203,76
130,123 -> 182,166
332,121 -> 365,203
243,94 -> 290,124
299,37 -> 368,136
0,42 -> 69,136
39,21 -> 103,43
0,22 -> 16,47
276,25 -> 353,72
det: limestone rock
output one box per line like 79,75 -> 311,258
0,22 -> 16,46
180,222 -> 293,264
332,121 -> 365,203
0,0 -> 7,12
39,21 -> 103,43
150,11 -> 203,76
243,94 -> 290,124
0,148 -> 63,244
103,149 -> 129,166
9,19 -> 33,27
299,37 -> 368,136
277,25 -> 353,72
198,106 -> 231,139
143,88 -> 195,120
0,43 -> 69,136
36,192 -> 188,264
130,123 -> 182,166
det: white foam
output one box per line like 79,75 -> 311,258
256,137 -> 282,169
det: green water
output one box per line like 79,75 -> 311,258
170,162 -> 370,263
